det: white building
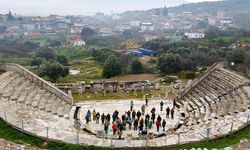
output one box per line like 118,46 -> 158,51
130,21 -> 141,27
140,23 -> 155,32
220,19 -> 233,25
184,32 -> 205,39
71,40 -> 85,46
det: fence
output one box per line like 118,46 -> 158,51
1,110 -> 250,148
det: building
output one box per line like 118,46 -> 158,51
184,32 -> 205,39
23,24 -> 36,31
71,39 -> 86,46
140,23 -> 155,32
24,31 -> 43,39
130,21 -> 141,28
220,18 -> 233,25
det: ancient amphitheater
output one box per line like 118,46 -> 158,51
0,62 -> 250,148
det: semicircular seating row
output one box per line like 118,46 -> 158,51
0,66 -> 250,148
0,71 -> 75,135
174,67 -> 250,141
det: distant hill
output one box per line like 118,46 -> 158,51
121,0 -> 250,19
167,0 -> 250,14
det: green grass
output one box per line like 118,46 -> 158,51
54,46 -> 93,61
31,33 -> 71,47
72,90 -> 149,102
240,37 -> 250,42
0,52 -> 35,66
58,58 -> 103,83
215,36 -> 250,43
0,118 -> 107,150
1,117 -> 250,150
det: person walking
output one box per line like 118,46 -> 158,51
171,108 -> 174,119
141,104 -> 146,116
166,107 -> 170,119
160,101 -> 164,111
130,100 -> 134,111
162,119 -> 166,131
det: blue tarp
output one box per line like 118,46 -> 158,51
139,48 -> 153,55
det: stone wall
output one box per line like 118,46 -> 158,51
0,63 -> 73,105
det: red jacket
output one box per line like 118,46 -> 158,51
156,120 -> 161,126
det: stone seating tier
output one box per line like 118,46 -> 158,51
0,64 -> 250,148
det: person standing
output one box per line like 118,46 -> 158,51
162,119 -> 166,131
127,116 -> 132,129
139,118 -> 144,131
157,115 -> 162,122
151,107 -> 156,114
85,114 -> 89,125
112,122 -> 117,135
173,99 -> 177,109
145,96 -> 148,106
156,120 -> 161,132
107,113 -> 111,122
92,109 -> 96,121
151,112 -> 156,123
104,120 -> 109,135
118,130 -> 123,139
145,118 -> 149,129
133,119 -> 138,130
145,114 -> 150,121
132,110 -> 136,121
148,120 -> 153,129
87,110 -> 91,121
166,107 -> 170,119
141,104 -> 146,116
101,113 -> 105,124
96,112 -> 100,124
171,108 -> 174,119
160,101 -> 164,111
137,110 -> 141,121
130,101 -> 134,111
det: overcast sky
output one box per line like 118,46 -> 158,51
0,0 -> 219,16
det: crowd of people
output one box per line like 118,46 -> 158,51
84,99 -> 177,139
